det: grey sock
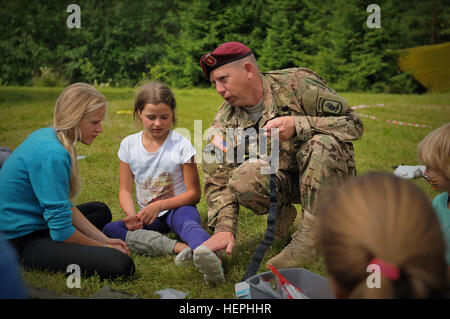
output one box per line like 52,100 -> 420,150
175,247 -> 193,266
193,246 -> 225,286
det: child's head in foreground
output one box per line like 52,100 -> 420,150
317,172 -> 447,298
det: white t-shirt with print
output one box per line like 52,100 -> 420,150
118,130 -> 196,217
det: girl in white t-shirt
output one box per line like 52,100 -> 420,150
103,82 -> 224,285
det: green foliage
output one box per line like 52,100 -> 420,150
0,0 -> 448,91
32,67 -> 68,87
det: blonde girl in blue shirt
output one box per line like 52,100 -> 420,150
418,123 -> 450,269
0,83 -> 134,279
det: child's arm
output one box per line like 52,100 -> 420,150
137,157 -> 201,225
119,160 -> 143,230
69,206 -> 130,255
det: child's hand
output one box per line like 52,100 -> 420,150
137,202 -> 161,225
104,238 -> 130,255
122,215 -> 143,230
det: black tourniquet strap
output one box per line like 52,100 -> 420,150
242,173 -> 278,281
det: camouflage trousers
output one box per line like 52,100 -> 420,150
226,134 -> 356,217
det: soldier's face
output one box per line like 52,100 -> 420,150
210,63 -> 252,107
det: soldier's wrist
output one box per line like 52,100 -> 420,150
214,226 -> 236,239
293,116 -> 312,141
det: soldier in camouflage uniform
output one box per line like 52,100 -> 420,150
199,42 -> 363,269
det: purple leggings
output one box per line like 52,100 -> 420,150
102,206 -> 210,250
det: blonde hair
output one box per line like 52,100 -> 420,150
417,123 -> 450,179
53,83 -> 107,200
317,172 -> 447,298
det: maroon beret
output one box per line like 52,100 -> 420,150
200,42 -> 252,80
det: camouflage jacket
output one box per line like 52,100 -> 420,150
203,67 -> 364,236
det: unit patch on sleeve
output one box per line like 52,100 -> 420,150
318,97 -> 343,115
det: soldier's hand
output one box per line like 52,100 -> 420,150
263,116 -> 295,141
201,231 -> 235,254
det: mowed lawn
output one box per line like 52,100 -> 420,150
0,86 -> 449,299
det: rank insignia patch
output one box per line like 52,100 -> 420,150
201,53 -> 217,66
318,97 -> 343,115
210,134 -> 231,153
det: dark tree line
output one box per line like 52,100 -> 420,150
0,0 -> 448,93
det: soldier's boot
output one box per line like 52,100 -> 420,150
266,209 -> 318,269
273,204 -> 298,242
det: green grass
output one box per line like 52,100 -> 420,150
0,86 -> 449,298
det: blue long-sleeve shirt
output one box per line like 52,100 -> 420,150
433,192 -> 450,265
0,128 -> 75,241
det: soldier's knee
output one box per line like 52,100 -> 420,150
297,134 -> 349,174
227,163 -> 271,214
227,172 -> 256,200
228,162 -> 264,196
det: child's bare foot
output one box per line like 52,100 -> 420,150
173,242 -> 189,254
